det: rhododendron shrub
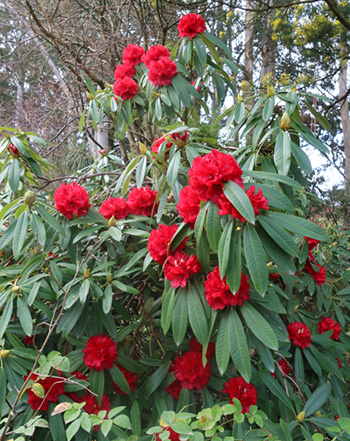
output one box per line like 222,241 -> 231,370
0,12 -> 348,441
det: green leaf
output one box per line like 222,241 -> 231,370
13,211 -> 28,260
203,31 -> 232,58
243,170 -> 302,190
110,365 -> 131,395
103,284 -> 113,314
108,226 -> 122,242
172,291 -> 188,346
216,311 -> 231,375
144,357 -> 170,397
161,288 -> 176,335
78,108 -> 86,132
167,151 -> 181,186
8,159 -> 20,192
262,98 -> 274,122
79,279 -> 90,303
218,221 -> 233,279
172,76 -> 192,108
226,229 -> 242,294
0,297 -> 13,340
206,202 -> 221,253
194,202 -> 209,243
89,369 -> 105,406
17,296 -> 33,336
256,185 -> 294,211
258,215 -> 299,257
304,383 -> 331,417
303,101 -> 331,132
136,155 -> 147,188
274,131 -> 291,175
31,213 -> 46,245
291,142 -> 312,175
193,37 -> 207,65
260,373 -> 295,411
83,75 -> 96,95
241,303 -> 278,350
66,419 -> 80,441
243,224 -> 268,295
37,205 -> 66,237
224,181 -> 255,224
130,401 -> 141,436
188,284 -> 208,345
228,309 -> 251,382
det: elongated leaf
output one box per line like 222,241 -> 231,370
258,215 -> 299,257
194,202 -> 208,243
241,303 -> 278,350
8,159 -> 20,192
291,142 -> 312,175
12,211 -> 28,260
0,298 -> 13,340
31,213 -> 46,245
136,156 -> 147,188
172,291 -> 188,346
161,288 -> 176,334
167,151 -> 181,186
103,284 -> 113,314
188,285 -> 208,345
243,170 -> 302,190
274,131 -> 291,175
37,205 -> 66,237
216,311 -> 230,375
224,181 -> 255,224
228,309 -> 251,382
206,202 -> 221,252
218,221 -> 233,278
243,224 -> 267,295
90,369 -> 105,406
304,383 -> 331,416
257,185 -> 294,211
226,228 -> 242,294
17,296 -> 33,336
110,365 -> 131,395
260,373 -> 295,411
79,279 -> 90,303
144,357 -> 170,397
262,97 -> 274,121
193,37 -> 207,65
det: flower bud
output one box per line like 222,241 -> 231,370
105,82 -> 112,88
296,411 -> 305,422
84,267 -> 91,278
267,85 -> 275,97
86,92 -> 94,100
280,112 -> 291,131
138,142 -> 148,155
24,191 -> 36,206
0,350 -> 10,359
11,285 -> 21,295
315,411 -> 322,417
106,274 -> 113,283
108,216 -> 116,227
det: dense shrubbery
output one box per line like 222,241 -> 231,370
0,13 -> 349,441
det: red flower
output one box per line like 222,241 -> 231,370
123,44 -> 145,65
318,317 -> 341,340
99,197 -> 130,220
83,335 -> 117,371
177,186 -> 201,229
204,267 -> 250,310
178,14 -> 206,39
271,359 -> 290,377
171,130 -> 189,147
222,377 -> 257,413
335,414 -> 340,421
305,236 -> 320,252
217,186 -> 269,221
188,149 -> 243,202
166,365 -> 182,399
114,63 -> 136,80
24,336 -> 34,345
128,186 -> 159,216
54,182 -> 90,219
78,393 -> 111,431
173,351 -> 211,391
142,45 -> 170,68
151,137 -> 172,160
163,251 -> 201,288
304,259 -> 326,286
70,370 -> 89,381
113,77 -> 138,100
8,143 -> 20,157
148,224 -> 187,265
156,427 -> 180,441
287,322 -> 312,349
189,338 -> 215,362
113,365 -> 137,395
24,373 -> 65,411
148,57 -> 178,87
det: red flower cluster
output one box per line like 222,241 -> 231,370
8,143 -> 20,157
123,44 -> 145,65
114,63 -> 136,80
287,322 -> 312,349
177,186 -> 201,229
71,392 -> 111,431
148,224 -> 187,265
217,185 -> 269,221
54,182 -> 90,219
113,365 -> 137,395
271,359 -> 290,378
304,259 -> 326,286
189,338 -> 215,362
24,373 -> 64,411
83,335 -> 117,371
113,77 -> 138,100
222,377 -> 257,413
178,14 -> 206,39
143,44 -> 177,87
166,365 -> 182,399
189,149 -> 243,203
99,197 -> 130,220
163,251 -> 201,288
156,427 -> 180,441
99,187 -> 158,219
173,351 -> 211,391
204,266 -> 250,310
151,137 -> 172,160
171,130 -> 189,148
318,317 -> 341,340
305,236 -> 320,252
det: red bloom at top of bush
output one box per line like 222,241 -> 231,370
123,44 -> 145,65
223,377 -> 257,413
99,197 -> 130,220
173,351 -> 211,390
287,322 -> 312,349
318,317 -> 341,340
177,186 -> 201,229
148,224 -> 187,265
24,373 -> 65,411
171,130 -> 189,147
151,137 -> 172,160
178,13 -> 206,39
271,359 -> 290,378
189,338 -> 215,362
113,77 -> 138,100
54,182 -> 90,219
128,186 -> 159,216
113,365 -> 137,395
142,45 -> 170,68
204,266 -> 250,310
114,63 -> 136,80
156,427 -> 180,441
8,143 -> 20,157
305,236 -> 320,252
304,259 -> 326,286
217,185 -> 269,221
163,251 -> 201,288
188,149 -> 243,202
148,57 -> 178,87
83,334 -> 117,371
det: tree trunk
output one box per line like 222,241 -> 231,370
339,42 -> 350,228
244,0 -> 254,110
259,0 -> 276,84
